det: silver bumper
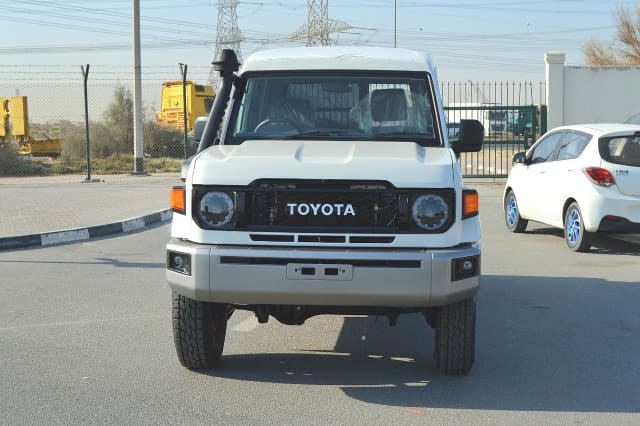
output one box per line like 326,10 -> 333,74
166,239 -> 480,307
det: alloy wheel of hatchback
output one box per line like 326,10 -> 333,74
564,202 -> 594,252
504,190 -> 528,233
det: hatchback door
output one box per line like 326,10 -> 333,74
599,134 -> 640,196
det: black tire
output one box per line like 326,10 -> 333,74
172,292 -> 228,369
434,297 -> 476,375
504,190 -> 528,233
564,202 -> 594,252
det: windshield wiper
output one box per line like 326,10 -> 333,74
284,129 -> 355,139
372,131 -> 432,139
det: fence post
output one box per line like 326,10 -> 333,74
179,63 -> 188,159
81,64 -> 92,183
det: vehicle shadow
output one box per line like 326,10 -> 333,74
525,226 -> 640,256
206,274 -> 640,413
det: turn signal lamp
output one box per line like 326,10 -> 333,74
462,190 -> 479,219
170,186 -> 186,214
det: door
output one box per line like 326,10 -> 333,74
517,131 -> 564,221
543,131 -> 592,226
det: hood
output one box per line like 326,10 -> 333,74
190,140 -> 455,188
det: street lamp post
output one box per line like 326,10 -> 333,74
394,0 -> 397,48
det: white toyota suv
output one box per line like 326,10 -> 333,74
166,47 -> 484,375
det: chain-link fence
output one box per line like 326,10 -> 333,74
0,64 -> 216,181
0,64 -> 546,180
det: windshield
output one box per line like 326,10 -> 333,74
487,111 -> 507,121
228,73 -> 440,145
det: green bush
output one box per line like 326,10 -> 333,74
144,122 -> 189,158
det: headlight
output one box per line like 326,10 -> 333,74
412,194 -> 449,230
198,191 -> 234,228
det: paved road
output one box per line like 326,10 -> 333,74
1,184 -> 639,425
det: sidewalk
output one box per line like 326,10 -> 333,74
0,173 -> 179,250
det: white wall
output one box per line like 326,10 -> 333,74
545,52 -> 640,128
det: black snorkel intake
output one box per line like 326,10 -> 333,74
196,49 -> 241,154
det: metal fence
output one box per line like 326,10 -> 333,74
0,65 -> 546,180
441,81 -> 547,178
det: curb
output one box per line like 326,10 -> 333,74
0,209 -> 173,251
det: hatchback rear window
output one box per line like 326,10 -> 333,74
599,135 -> 640,167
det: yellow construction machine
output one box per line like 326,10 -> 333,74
156,81 -> 215,131
1,96 -> 62,157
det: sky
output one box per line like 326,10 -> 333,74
1,0 -> 639,121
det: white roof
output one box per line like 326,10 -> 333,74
554,123 -> 640,137
240,46 -> 435,74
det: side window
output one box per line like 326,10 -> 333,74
557,132 -> 591,161
529,132 -> 564,164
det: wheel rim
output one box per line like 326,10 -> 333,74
566,208 -> 581,246
506,195 -> 518,226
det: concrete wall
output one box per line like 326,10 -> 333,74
545,51 -> 640,129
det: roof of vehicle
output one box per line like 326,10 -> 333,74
240,46 -> 436,74
553,123 -> 640,137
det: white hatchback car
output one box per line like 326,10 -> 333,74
504,123 -> 640,251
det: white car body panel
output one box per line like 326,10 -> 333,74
191,140 -> 455,188
240,46 -> 437,74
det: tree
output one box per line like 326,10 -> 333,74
584,7 -> 640,65
104,86 -> 134,155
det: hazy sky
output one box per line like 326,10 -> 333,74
1,0 -> 637,121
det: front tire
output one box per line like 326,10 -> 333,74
564,202 -> 594,252
434,297 -> 476,375
172,292 -> 228,369
504,190 -> 528,232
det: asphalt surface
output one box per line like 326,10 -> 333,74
1,184 -> 639,425
0,174 -> 178,249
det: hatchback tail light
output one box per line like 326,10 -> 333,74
583,167 -> 615,187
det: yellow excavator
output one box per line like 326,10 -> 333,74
1,96 -> 62,157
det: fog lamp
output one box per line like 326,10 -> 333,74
168,251 -> 191,275
452,255 -> 479,281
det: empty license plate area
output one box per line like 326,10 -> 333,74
286,263 -> 353,281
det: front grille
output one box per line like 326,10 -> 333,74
193,180 -> 455,234
246,181 -> 398,232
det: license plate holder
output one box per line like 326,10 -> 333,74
286,263 -> 353,281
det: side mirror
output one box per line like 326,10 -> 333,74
191,116 -> 208,144
452,119 -> 483,155
512,152 -> 527,165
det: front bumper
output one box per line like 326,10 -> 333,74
166,239 -> 480,308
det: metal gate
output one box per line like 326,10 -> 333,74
444,104 -> 547,178
441,81 -> 547,178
